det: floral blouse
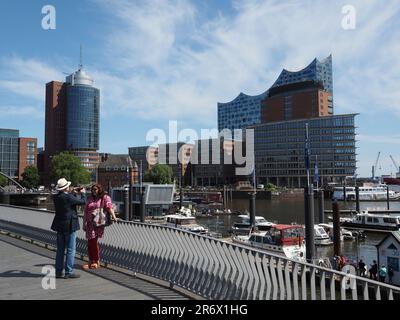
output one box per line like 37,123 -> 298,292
84,195 -> 113,240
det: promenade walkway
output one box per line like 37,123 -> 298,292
0,234 -> 189,300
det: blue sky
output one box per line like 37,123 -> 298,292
0,0 -> 399,177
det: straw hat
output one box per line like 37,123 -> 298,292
56,178 -> 71,191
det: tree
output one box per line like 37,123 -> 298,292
265,183 -> 277,192
21,166 -> 40,189
0,174 -> 7,187
51,152 -> 91,186
143,164 -> 173,184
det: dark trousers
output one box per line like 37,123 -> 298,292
88,237 -> 100,262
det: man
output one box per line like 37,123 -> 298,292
51,178 -> 86,279
369,260 -> 378,280
358,259 -> 366,277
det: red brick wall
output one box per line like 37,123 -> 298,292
18,137 -> 38,180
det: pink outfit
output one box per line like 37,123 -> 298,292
84,195 -> 113,240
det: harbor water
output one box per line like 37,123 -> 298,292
197,199 -> 400,265
30,195 -> 400,267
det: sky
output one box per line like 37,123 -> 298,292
0,0 -> 399,178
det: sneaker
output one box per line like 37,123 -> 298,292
65,273 -> 81,279
56,274 -> 64,279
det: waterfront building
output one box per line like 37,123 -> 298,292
250,114 -> 357,188
128,146 -> 158,172
0,129 -> 37,180
217,91 -> 268,134
97,154 -> 138,189
44,59 -> 100,184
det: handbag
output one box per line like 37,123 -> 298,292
93,197 -> 113,227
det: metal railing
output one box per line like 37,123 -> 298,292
0,204 -> 399,300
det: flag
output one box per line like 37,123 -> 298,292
304,123 -> 311,171
314,162 -> 319,183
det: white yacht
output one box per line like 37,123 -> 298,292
318,223 -> 355,241
332,185 -> 400,201
231,215 -> 276,235
232,224 -> 305,261
165,208 -> 209,235
314,225 -> 333,246
340,211 -> 400,232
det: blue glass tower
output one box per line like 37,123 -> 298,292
65,67 -> 100,172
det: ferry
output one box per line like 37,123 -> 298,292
332,185 -> 400,201
232,224 -> 305,261
231,215 -> 276,235
340,211 -> 400,232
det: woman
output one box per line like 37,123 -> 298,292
82,184 -> 118,270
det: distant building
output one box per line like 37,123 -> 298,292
0,129 -> 37,180
44,59 -> 100,185
97,154 -> 138,189
376,232 -> 400,286
218,91 -> 268,134
128,146 -> 158,172
250,114 -> 357,187
217,55 -> 333,133
262,80 -> 332,123
18,137 -> 38,180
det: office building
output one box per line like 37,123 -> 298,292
251,114 -> 357,188
0,129 -> 37,180
44,60 -> 100,184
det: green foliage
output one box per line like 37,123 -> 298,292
21,166 -> 40,189
265,183 -> 277,192
51,152 -> 91,186
143,164 -> 173,184
0,174 -> 7,187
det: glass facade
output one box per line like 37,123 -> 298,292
218,91 -> 268,134
0,129 -> 19,178
66,85 -> 100,150
252,114 -> 357,187
271,55 -> 333,94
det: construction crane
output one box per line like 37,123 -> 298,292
372,151 -> 381,180
389,155 -> 400,177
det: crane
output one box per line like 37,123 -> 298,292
372,151 -> 381,180
389,155 -> 400,177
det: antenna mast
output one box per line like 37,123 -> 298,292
79,44 -> 83,69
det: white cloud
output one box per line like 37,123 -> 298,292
90,0 -> 400,127
0,105 -> 44,119
0,56 -> 63,101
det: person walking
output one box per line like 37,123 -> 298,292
358,259 -> 366,277
51,178 -> 86,279
82,184 -> 118,270
369,260 -> 378,280
379,264 -> 388,283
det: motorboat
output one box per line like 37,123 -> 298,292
332,185 -> 400,201
231,215 -> 276,235
340,211 -> 400,232
232,224 -> 305,261
314,225 -> 333,246
165,207 -> 209,235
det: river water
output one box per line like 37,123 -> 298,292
197,199 -> 400,266
33,195 -> 400,266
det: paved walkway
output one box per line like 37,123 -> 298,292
0,234 -> 189,300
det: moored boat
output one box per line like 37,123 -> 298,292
232,224 -> 305,261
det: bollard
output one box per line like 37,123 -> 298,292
318,190 -> 325,224
140,187 -> 146,223
124,188 -> 129,221
343,186 -> 347,202
249,192 -> 256,228
387,186 -> 390,211
355,186 -> 360,213
332,201 -> 341,257
304,185 -> 315,262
